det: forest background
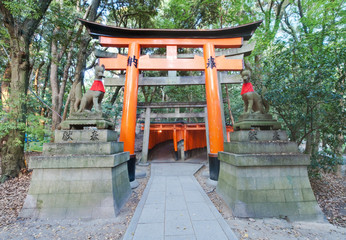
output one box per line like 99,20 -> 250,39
0,0 -> 344,182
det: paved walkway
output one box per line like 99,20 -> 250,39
123,163 -> 238,240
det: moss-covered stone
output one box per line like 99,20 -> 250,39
20,129 -> 131,220
217,134 -> 324,221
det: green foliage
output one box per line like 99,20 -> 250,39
3,0 -> 43,19
0,97 -> 26,144
157,0 -> 220,29
0,92 -> 51,148
261,0 -> 345,171
310,149 -> 343,174
107,0 -> 160,28
223,83 -> 243,123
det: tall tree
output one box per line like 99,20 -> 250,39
0,0 -> 52,182
263,0 -> 344,170
67,0 -> 102,117
47,0 -> 78,130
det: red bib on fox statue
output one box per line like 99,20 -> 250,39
241,82 -> 254,95
90,80 -> 105,93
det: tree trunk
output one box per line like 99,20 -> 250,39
304,132 -> 313,155
0,0 -> 52,182
1,37 -> 29,182
225,84 -> 234,125
34,61 -> 45,95
1,63 -> 11,112
67,0 -> 101,116
50,30 -> 61,131
69,37 -> 89,115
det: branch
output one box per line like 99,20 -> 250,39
57,29 -> 73,61
257,0 -> 265,14
282,12 -> 298,42
244,59 -> 253,72
87,0 -> 101,22
86,57 -> 97,70
141,86 -> 149,102
149,86 -> 159,103
297,0 -> 308,34
110,86 -> 122,105
269,0 -> 274,12
298,127 -> 318,146
23,0 -> 52,41
0,1 -> 15,37
275,0 -> 286,22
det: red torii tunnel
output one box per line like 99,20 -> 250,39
80,19 -> 262,180
143,123 -> 234,160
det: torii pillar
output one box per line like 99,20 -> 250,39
203,43 -> 224,180
119,42 -> 140,182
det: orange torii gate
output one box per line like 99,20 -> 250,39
80,19 -> 262,180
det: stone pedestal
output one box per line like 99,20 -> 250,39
234,113 -> 281,130
59,112 -> 115,130
20,129 -> 131,220
216,130 -> 324,221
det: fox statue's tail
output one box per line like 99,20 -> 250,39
74,81 -> 82,112
261,86 -> 270,114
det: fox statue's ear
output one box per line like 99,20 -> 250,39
101,64 -> 105,70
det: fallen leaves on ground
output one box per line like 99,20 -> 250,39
0,169 -> 31,227
196,165 -> 346,228
0,153 -> 150,240
310,170 -> 346,227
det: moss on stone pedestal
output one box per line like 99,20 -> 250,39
20,130 -> 131,220
234,113 -> 281,130
216,130 -> 324,221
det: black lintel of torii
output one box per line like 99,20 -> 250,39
79,18 -> 263,40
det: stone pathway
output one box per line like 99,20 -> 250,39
123,163 -> 238,240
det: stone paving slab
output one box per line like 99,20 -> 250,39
123,163 -> 238,240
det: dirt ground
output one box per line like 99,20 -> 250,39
195,165 -> 346,240
0,152 -> 345,240
0,153 -> 150,240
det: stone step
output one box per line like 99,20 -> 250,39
218,152 -> 310,167
29,152 -> 129,169
229,130 -> 288,142
54,129 -> 118,143
43,141 -> 124,155
224,141 -> 298,154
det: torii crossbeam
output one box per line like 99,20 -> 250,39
80,19 -> 262,181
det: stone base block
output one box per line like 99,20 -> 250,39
135,171 -> 147,179
43,141 -> 123,155
238,113 -> 274,121
234,113 -> 281,130
217,152 -> 324,221
21,154 -> 131,220
224,141 -> 298,154
60,112 -> 114,130
206,178 -> 218,187
130,179 -> 139,189
54,129 -> 118,143
229,130 -> 288,142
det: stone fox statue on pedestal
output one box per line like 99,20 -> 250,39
76,65 -> 105,113
240,70 -> 269,114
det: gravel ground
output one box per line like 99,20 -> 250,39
195,165 -> 346,240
